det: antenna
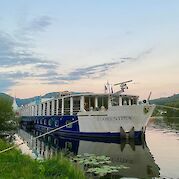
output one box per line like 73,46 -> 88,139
114,80 -> 133,86
104,81 -> 113,94
114,80 -> 133,94
147,92 -> 152,101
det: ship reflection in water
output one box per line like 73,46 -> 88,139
18,129 -> 159,178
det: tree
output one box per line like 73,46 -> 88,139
0,96 -> 16,131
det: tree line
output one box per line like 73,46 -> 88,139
0,96 -> 16,132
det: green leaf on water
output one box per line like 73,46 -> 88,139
70,153 -> 130,177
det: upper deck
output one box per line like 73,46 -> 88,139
19,92 -> 139,117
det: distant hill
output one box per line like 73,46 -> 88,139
16,97 -> 38,106
16,92 -> 60,106
150,94 -> 179,105
41,92 -> 60,99
0,92 -> 60,107
150,94 -> 179,117
0,93 -> 13,104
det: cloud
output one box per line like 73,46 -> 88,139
0,31 -> 58,68
120,48 -> 154,61
0,39 -> 153,91
136,48 -> 154,59
42,80 -> 69,85
65,62 -> 120,80
120,57 -> 136,60
0,17 -> 60,91
35,70 -> 60,78
24,16 -> 52,32
0,71 -> 32,92
41,61 -> 123,84
37,48 -> 153,85
0,78 -> 17,92
0,71 -> 31,79
35,63 -> 58,69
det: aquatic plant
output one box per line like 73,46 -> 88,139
71,153 -> 129,177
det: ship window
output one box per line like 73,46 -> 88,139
49,101 -> 52,115
66,120 -> 72,128
123,100 -> 127,105
55,120 -> 59,127
48,136 -> 51,142
37,105 -> 39,116
84,97 -> 89,111
41,104 -> 43,115
54,138 -> 58,145
73,97 -> 80,114
54,100 -> 57,115
45,103 -> 47,115
98,96 -> 108,109
58,99 -> 62,115
122,98 -> 129,105
65,142 -> 72,151
131,98 -> 137,105
44,119 -> 47,125
112,96 -> 119,106
48,119 -> 52,126
40,118 -> 43,124
64,98 -> 70,115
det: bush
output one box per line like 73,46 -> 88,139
0,139 -> 85,179
0,97 -> 16,131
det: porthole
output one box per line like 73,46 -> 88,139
48,136 -> 51,142
54,138 -> 58,145
40,118 -> 43,124
55,120 -> 59,127
48,119 -> 52,126
66,120 -> 72,128
44,119 -> 47,125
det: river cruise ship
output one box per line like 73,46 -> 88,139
19,81 -> 155,138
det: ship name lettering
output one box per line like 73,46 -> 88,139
101,116 -> 132,120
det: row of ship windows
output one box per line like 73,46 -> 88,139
33,130 -> 73,148
35,118 -> 72,128
34,108 -> 79,116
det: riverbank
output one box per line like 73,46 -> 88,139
0,139 -> 85,179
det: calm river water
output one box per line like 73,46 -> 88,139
18,117 -> 179,178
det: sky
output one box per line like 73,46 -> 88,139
0,0 -> 179,99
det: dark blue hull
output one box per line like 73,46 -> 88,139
34,124 -> 143,139
21,115 -> 144,139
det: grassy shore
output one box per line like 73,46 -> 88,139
0,139 -> 85,179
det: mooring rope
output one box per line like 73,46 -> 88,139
0,142 -> 24,154
34,120 -> 78,140
0,120 -> 78,154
